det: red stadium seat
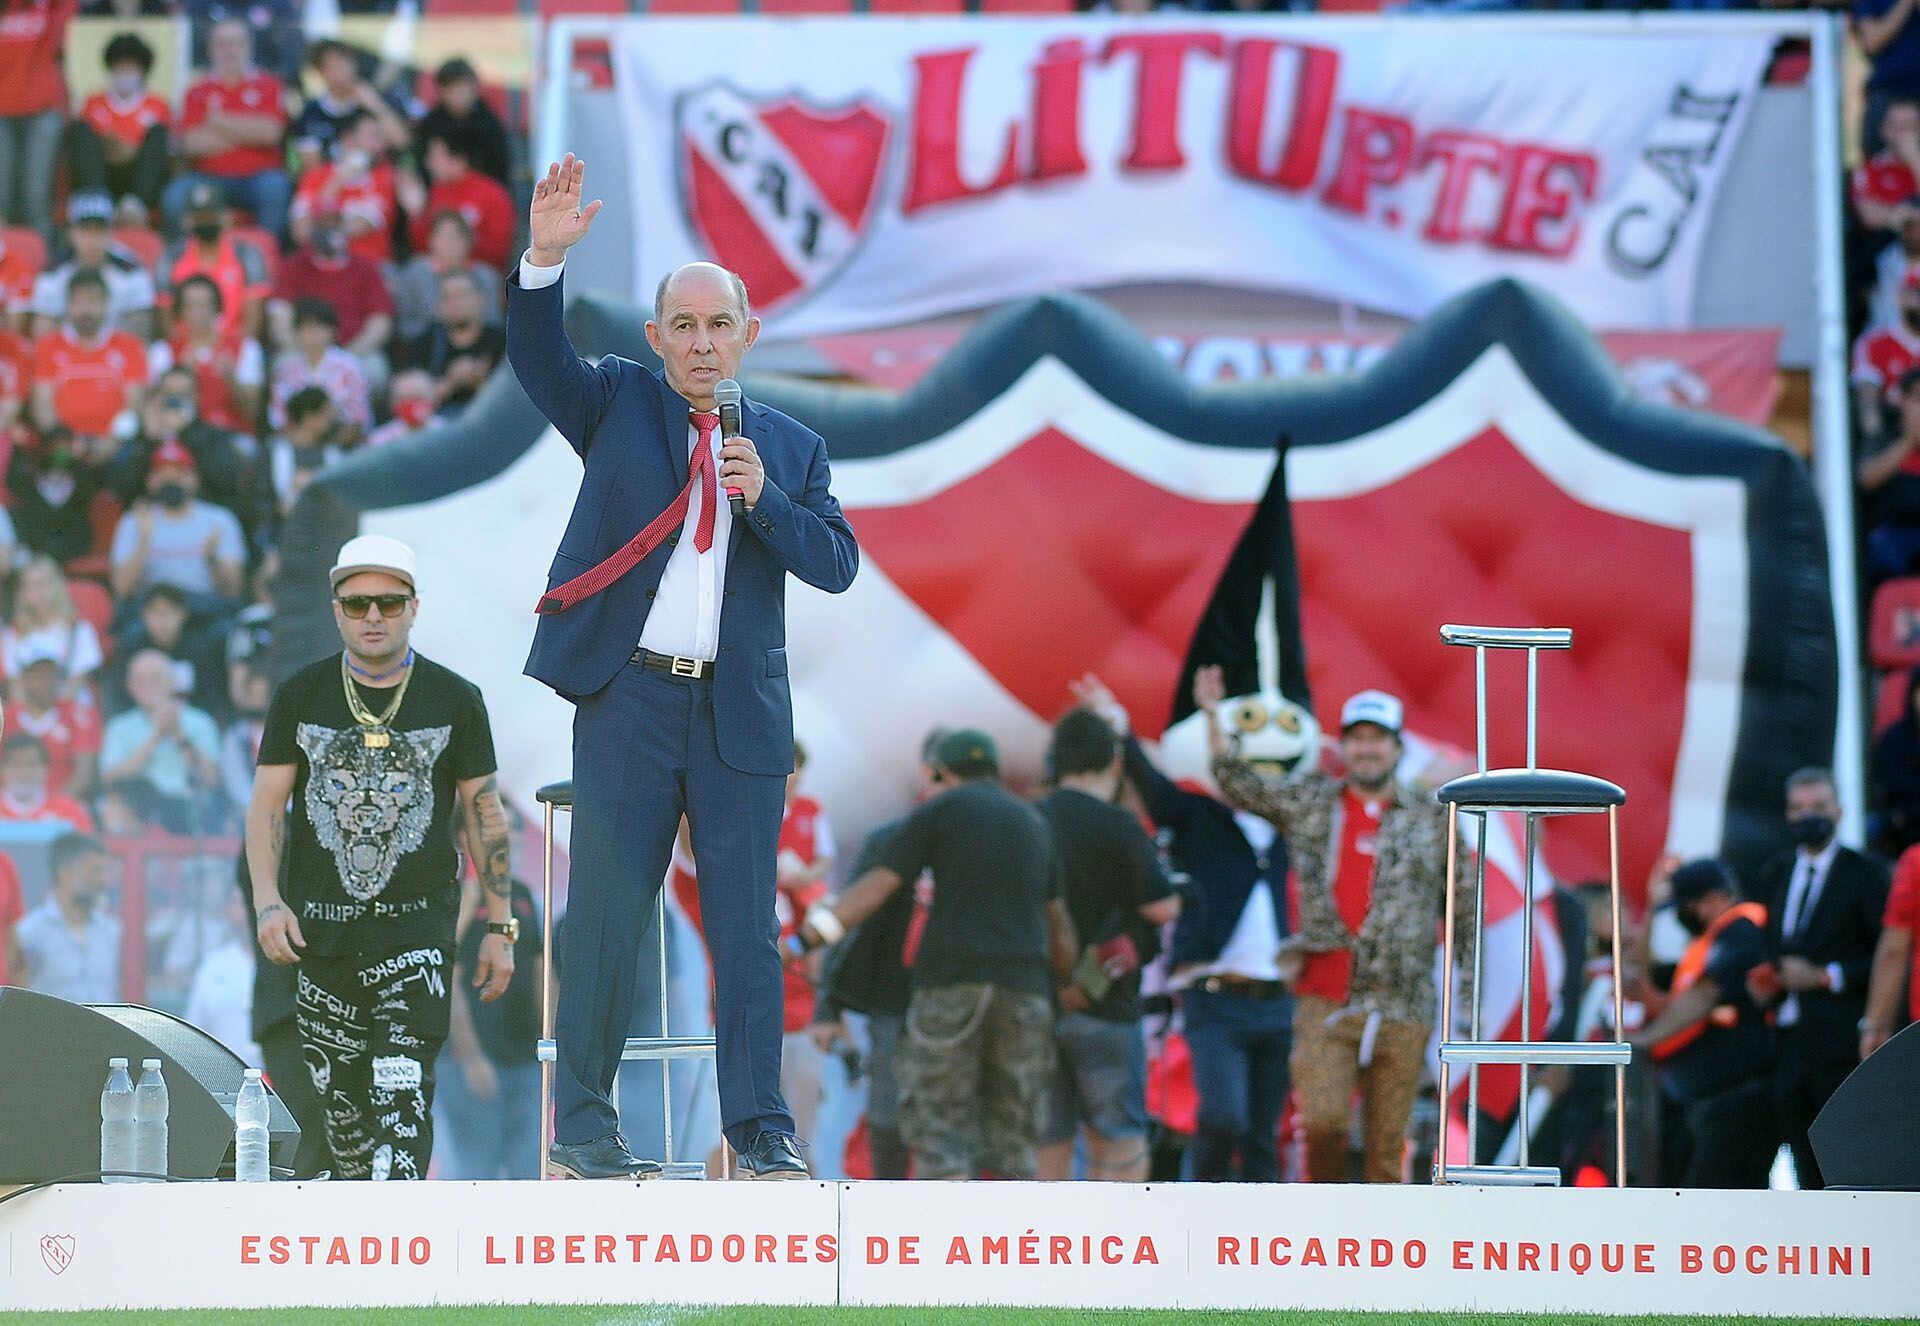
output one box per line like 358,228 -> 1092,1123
541,0 -> 630,13
1877,668 -> 1914,735
66,578 -> 114,649
759,0 -> 851,11
0,226 -> 46,277
978,0 -> 1073,10
645,0 -> 741,10
868,0 -> 963,11
112,226 -> 164,272
1871,576 -> 1920,670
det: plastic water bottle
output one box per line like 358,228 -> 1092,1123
235,1068 -> 270,1183
100,1058 -> 135,1184
134,1059 -> 169,1183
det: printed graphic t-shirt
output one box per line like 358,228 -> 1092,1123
258,652 -> 495,958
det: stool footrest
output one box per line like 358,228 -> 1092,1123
1438,1164 -> 1563,1187
536,1036 -> 719,1064
1440,1040 -> 1631,1066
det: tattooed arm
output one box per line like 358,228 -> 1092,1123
457,772 -> 515,1002
247,763 -> 304,965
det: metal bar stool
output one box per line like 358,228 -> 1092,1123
1432,625 -> 1631,1188
536,780 -> 721,1180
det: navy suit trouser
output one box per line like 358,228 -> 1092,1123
555,657 -> 793,1151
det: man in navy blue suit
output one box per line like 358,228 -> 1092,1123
507,154 -> 859,1179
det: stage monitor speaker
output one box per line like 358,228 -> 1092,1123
1810,1020 -> 1920,1191
0,987 -> 300,1184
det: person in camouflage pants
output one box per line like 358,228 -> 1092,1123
795,729 -> 1076,1181
899,981 -> 1056,1179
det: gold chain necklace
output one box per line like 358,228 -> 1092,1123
341,651 -> 415,748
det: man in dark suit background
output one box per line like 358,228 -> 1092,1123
1750,767 -> 1888,1190
507,154 -> 859,1180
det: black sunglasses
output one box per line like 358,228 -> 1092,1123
335,593 -> 414,619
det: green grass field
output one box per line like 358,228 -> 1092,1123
3,1310 -> 1911,1325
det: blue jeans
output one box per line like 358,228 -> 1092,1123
1182,987 -> 1293,1182
432,1057 -> 541,1179
163,169 -> 293,240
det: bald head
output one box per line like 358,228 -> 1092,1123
645,262 -> 760,410
654,263 -> 750,325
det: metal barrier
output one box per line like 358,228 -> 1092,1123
535,780 -> 720,1180
1432,624 -> 1630,1188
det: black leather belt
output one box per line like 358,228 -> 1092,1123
1197,975 -> 1288,1000
631,648 -> 715,679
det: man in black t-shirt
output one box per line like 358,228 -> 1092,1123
246,534 -> 517,1181
798,730 -> 1077,1179
1036,710 -> 1179,1183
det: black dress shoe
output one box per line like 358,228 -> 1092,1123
737,1131 -> 809,1180
549,1132 -> 663,1180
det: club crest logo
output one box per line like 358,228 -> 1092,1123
677,83 -> 890,314
40,1234 -> 74,1275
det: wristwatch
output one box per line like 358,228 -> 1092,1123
484,918 -> 520,943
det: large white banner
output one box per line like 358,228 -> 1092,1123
612,18 -> 1771,336
4,1179 -> 1915,1316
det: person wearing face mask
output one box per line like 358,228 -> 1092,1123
270,209 -> 395,384
108,440 -> 248,606
1748,768 -> 1890,1189
288,39 -> 410,177
365,369 -> 440,447
0,733 -> 97,832
159,181 -> 272,342
1857,365 -> 1920,585
65,33 -> 172,228
109,366 -> 266,539
290,110 -> 399,266
15,833 -> 122,1004
1202,671 -> 1471,1184
31,269 -> 149,456
1852,271 -> 1920,453
1626,859 -> 1776,1189
29,191 -> 156,338
5,428 -> 100,565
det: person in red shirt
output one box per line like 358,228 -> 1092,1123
270,216 -> 394,375
159,183 -> 273,342
0,232 -> 39,331
64,31 -> 170,227
1863,844 -> 1920,1059
31,268 -> 149,451
163,19 -> 292,239
290,111 -> 397,265
773,741 -> 837,1142
1854,273 -> 1920,449
157,275 -> 264,436
0,0 -> 73,239
0,732 -> 97,834
401,127 -> 515,270
4,648 -> 101,799
1856,100 -> 1920,236
0,323 -> 31,433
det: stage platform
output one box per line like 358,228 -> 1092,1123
1,1179 -> 1911,1317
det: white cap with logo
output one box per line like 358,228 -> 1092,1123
1340,689 -> 1404,735
330,534 -> 418,592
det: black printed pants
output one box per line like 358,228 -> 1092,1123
294,945 -> 452,1180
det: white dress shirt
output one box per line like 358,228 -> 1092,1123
1192,813 -> 1284,982
1777,837 -> 1844,1028
521,252 -> 734,662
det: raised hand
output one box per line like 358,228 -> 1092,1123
529,153 -> 604,266
1193,664 -> 1227,713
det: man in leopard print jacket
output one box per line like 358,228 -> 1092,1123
1200,667 -> 1473,1184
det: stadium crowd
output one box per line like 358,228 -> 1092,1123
0,0 -> 1911,1193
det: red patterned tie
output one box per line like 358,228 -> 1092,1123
691,412 -> 719,553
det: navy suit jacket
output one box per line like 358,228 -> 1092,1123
506,266 -> 859,776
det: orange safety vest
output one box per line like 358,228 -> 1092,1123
1651,901 -> 1768,1061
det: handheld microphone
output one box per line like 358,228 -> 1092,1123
714,378 -> 745,519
